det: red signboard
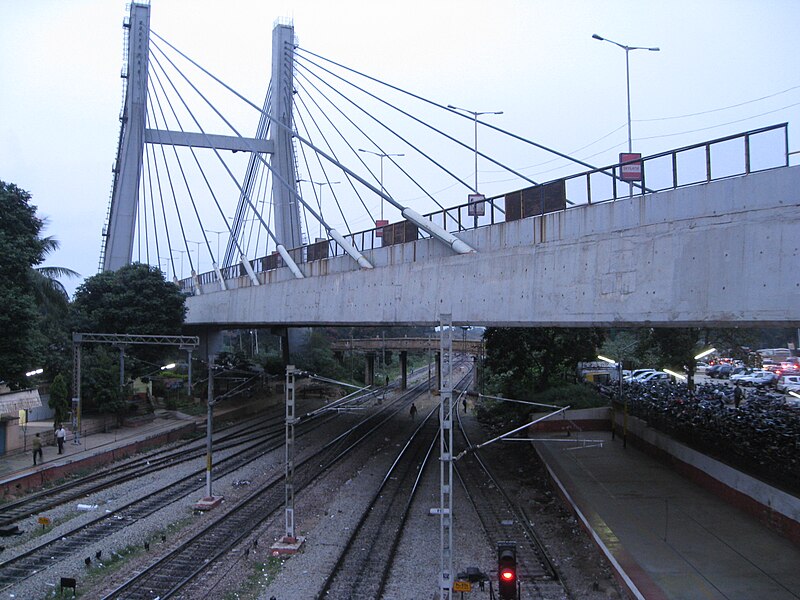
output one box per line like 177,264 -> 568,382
375,219 -> 389,238
619,153 -> 643,181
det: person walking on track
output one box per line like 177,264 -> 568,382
409,403 -> 418,420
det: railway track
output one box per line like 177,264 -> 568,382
318,405 -> 438,599
0,411 -> 286,529
99,382 -> 429,599
0,408 -> 338,593
454,389 -> 567,600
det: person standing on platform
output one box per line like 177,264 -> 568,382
32,433 -> 43,466
55,424 -> 66,454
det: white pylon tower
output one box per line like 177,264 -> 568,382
269,22 -> 302,249
102,2 -> 150,272
101,7 -> 300,272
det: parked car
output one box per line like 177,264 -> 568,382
777,375 -> 800,393
739,370 -> 778,387
695,362 -> 710,372
638,371 -> 670,383
624,368 -> 657,383
709,364 -> 733,379
730,368 -> 753,382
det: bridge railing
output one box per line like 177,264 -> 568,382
181,123 -> 789,294
334,123 -> 790,254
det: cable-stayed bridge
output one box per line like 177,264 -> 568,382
102,4 -> 800,331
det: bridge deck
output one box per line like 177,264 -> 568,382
185,166 -> 800,328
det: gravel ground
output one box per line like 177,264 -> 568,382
2,383 -> 628,600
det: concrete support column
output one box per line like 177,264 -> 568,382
365,353 -> 376,386
400,351 -> 408,390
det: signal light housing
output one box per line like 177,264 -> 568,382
497,541 -> 517,599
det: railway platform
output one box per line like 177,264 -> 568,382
0,411 -> 199,496
0,390 -> 282,499
534,430 -> 800,600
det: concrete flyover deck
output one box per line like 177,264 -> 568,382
185,165 -> 800,329
534,431 -> 800,600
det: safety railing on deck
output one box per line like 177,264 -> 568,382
180,123 -> 789,294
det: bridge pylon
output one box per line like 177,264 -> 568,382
101,8 -> 302,274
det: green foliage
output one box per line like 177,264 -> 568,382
484,327 -> 605,397
262,351 -> 285,377
48,373 -> 70,425
72,263 -> 188,368
0,181 -> 46,387
293,330 -> 347,380
80,347 -> 127,423
72,262 -> 186,335
527,383 -> 607,409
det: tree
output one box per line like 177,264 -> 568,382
30,234 -> 79,379
484,327 -> 605,399
49,373 -> 70,426
0,181 -> 47,387
72,263 -> 187,335
71,264 -> 188,420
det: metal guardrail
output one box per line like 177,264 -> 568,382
182,123 -> 789,293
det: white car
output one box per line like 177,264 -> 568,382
777,375 -> 800,393
624,369 -> 657,383
730,369 -> 753,383
637,371 -> 670,383
739,370 -> 777,387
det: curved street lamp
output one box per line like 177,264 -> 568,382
592,33 -> 659,196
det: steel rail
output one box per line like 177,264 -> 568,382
0,411 -> 337,593
0,411 -> 285,529
318,406 -> 439,599
454,407 -> 562,592
100,383 -> 429,599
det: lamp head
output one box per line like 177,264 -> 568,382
592,34 -> 604,41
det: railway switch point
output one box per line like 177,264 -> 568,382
193,495 -> 223,511
270,535 -> 305,556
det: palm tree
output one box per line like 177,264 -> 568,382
30,235 -> 80,305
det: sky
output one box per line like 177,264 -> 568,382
1,0 -> 798,296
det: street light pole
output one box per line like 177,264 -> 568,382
204,230 -> 227,264
592,34 -> 659,196
186,240 -> 202,274
447,105 -> 503,228
358,149 -> 404,221
298,179 -> 340,239
598,351 -> 635,448
171,248 -> 187,281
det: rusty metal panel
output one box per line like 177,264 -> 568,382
381,220 -> 419,247
264,252 -> 282,271
504,180 -> 566,221
307,240 -> 329,262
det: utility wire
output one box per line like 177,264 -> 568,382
295,52 -> 524,194
635,84 -> 800,122
293,67 -> 444,220
635,104 -> 799,141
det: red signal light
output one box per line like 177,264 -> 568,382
501,568 -> 515,581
